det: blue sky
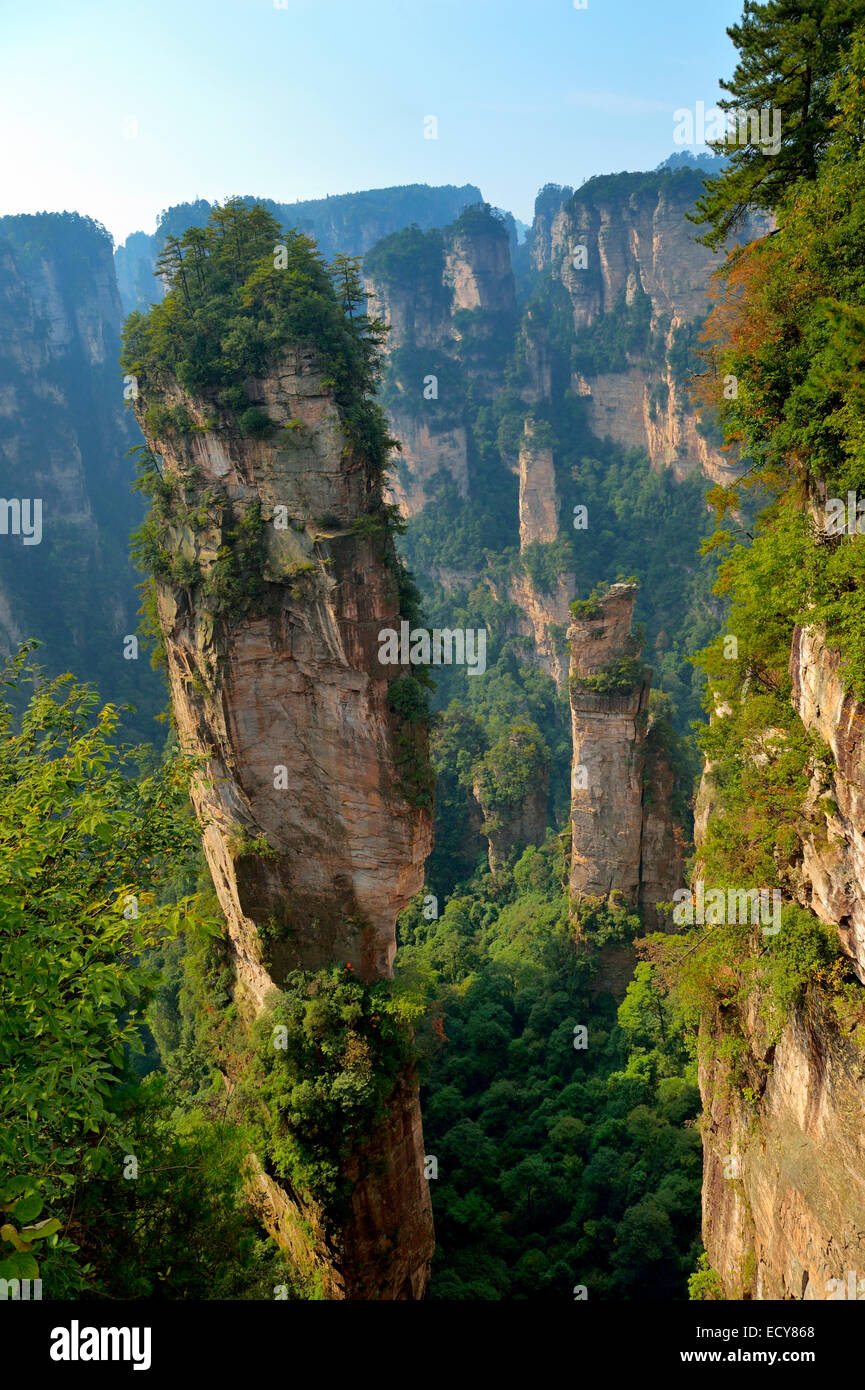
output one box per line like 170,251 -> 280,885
0,0 -> 744,245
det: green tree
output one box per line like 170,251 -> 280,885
692,0 -> 860,247
0,645 -> 207,1293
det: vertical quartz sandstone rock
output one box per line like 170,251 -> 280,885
134,346 -> 435,1299
517,418 -> 559,549
569,583 -> 649,904
568,583 -> 684,988
492,416 -> 575,692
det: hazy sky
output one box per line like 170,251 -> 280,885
1,0 -> 744,246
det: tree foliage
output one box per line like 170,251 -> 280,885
0,645 -> 209,1291
692,0 -> 860,247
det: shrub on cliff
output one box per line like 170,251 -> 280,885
571,656 -> 648,697
472,721 -> 549,830
244,967 -> 420,1210
363,223 -> 445,291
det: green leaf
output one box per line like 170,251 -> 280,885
11,1194 -> 42,1223
0,1176 -> 31,1204
9,1251 -> 39,1280
22,1218 -> 62,1242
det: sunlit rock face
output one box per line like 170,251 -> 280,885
535,173 -> 761,483
700,990 -> 865,1301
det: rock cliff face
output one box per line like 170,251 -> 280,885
443,216 -> 516,318
697,616 -> 865,1299
543,174 -> 723,331
501,571 -> 573,690
568,583 -> 684,928
133,346 -> 435,1298
699,991 -> 865,1300
365,207 -> 515,517
517,419 -> 559,548
365,263 -> 451,353
572,361 -> 740,485
384,416 -> 468,517
0,212 -> 162,736
789,623 -> 865,981
494,417 -> 575,690
532,171 -> 756,483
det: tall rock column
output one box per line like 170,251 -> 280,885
517,418 -> 559,549
568,583 -> 650,904
127,230 -> 435,1298
568,582 -> 684,987
498,417 -> 574,690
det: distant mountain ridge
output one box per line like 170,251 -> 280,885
115,183 -> 485,317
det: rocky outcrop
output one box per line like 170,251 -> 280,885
789,622 -> 865,982
365,271 -> 451,353
384,411 -> 468,516
366,205 -> 515,518
443,216 -> 515,318
700,992 -> 865,1300
516,311 -> 553,404
248,1073 -> 433,1299
539,172 -> 735,331
488,418 -> 575,689
568,583 -> 684,927
133,344 -> 435,1298
472,763 -> 549,875
449,417 -> 570,690
697,615 -> 865,1299
529,183 -> 574,273
504,572 -> 573,690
